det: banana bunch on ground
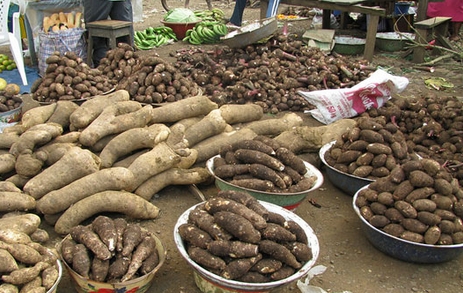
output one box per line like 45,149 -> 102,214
134,26 -> 178,50
194,8 -> 226,22
183,21 -> 228,45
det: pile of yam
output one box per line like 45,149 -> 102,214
178,190 -> 313,282
60,216 -> 162,283
355,157 -> 463,245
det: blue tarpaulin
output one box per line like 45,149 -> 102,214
0,66 -> 40,94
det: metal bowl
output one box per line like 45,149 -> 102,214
206,155 -> 323,211
221,17 -> 278,48
376,32 -> 415,52
353,186 -> 463,263
319,141 -> 374,196
174,201 -> 320,293
333,36 -> 366,55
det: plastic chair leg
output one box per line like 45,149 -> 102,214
8,33 -> 28,86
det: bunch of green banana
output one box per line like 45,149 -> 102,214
134,26 -> 178,50
183,21 -> 228,45
194,8 -> 226,22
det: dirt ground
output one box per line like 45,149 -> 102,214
5,0 -> 463,292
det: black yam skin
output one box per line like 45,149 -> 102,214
178,223 -> 213,249
258,240 -> 301,269
207,240 -> 259,258
188,246 -> 226,270
72,244 -> 91,278
214,211 -> 261,244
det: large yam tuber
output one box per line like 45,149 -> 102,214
20,104 -> 57,129
219,104 -> 264,125
128,142 -> 183,188
0,153 -> 16,175
213,211 -> 261,244
134,167 -> 211,200
0,213 -> 41,235
0,248 -> 18,273
46,100 -> 80,130
36,167 -> 136,215
150,95 -> 218,124
0,191 -> 36,212
0,132 -> 20,149
243,113 -> 304,136
23,147 -> 101,199
69,90 -> 130,129
79,102 -> 153,147
0,181 -> 21,192
54,191 -> 160,235
2,261 -> 50,285
0,229 -> 31,244
9,123 -> 63,156
99,124 -> 170,168
182,109 -> 229,147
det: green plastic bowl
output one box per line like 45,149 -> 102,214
376,32 -> 415,52
333,36 -> 366,55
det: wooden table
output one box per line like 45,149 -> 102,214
260,0 -> 387,61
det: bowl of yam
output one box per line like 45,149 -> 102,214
352,157 -> 463,263
174,193 -> 320,293
320,140 -> 375,196
57,216 -> 166,293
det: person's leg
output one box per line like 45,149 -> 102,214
83,0 -> 113,66
450,21 -> 462,40
110,0 -> 134,45
265,0 -> 281,18
230,0 -> 247,26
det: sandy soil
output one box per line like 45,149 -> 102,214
4,0 -> 463,292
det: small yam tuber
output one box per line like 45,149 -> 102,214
275,147 -> 307,175
0,153 -> 16,175
150,95 -> 218,124
41,265 -> 59,290
107,255 -> 131,281
71,244 -> 91,278
213,211 -> 261,244
0,191 -> 36,212
188,208 -> 232,241
121,223 -> 144,257
258,240 -> 301,269
207,240 -> 259,258
0,283 -> 19,293
261,223 -> 297,243
234,149 -> 285,172
0,248 -> 18,273
114,218 -> 128,253
91,257 -> 110,282
187,246 -> 226,271
60,237 -> 77,265
3,242 -> 43,265
139,248 -> 160,275
2,261 -> 50,285
70,225 -> 112,260
178,223 -> 212,249
20,104 -> 57,130
221,254 -> 262,280
121,234 -> 156,282
92,216 -> 117,252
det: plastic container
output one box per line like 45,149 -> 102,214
160,20 -> 200,39
319,141 -> 373,196
394,2 -> 411,15
353,186 -> 463,263
58,233 -> 166,293
376,32 -> 415,52
333,36 -> 366,55
174,201 -> 320,293
206,155 -> 324,211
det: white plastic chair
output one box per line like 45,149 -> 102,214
0,0 -> 27,85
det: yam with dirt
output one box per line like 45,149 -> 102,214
20,104 -> 57,130
46,100 -> 80,129
0,191 -> 36,212
219,104 -> 264,125
70,225 -> 112,260
54,191 -> 160,235
243,113 -> 304,136
182,109 -> 229,147
150,95 -> 218,123
23,147 -> 101,199
99,124 -> 170,168
36,167 -> 136,215
0,213 -> 41,235
79,102 -> 153,147
121,234 -> 157,281
9,123 -> 63,156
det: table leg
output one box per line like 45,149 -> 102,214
364,14 -> 379,62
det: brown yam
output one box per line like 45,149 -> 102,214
183,109 -> 229,147
249,163 -> 286,189
0,229 -> 31,244
178,223 -> 213,249
213,164 -> 250,179
99,124 -> 170,168
244,113 -> 303,136
71,244 -> 91,278
2,261 -> 50,285
234,149 -> 285,171
213,211 -> 261,244
221,254 -> 262,280
91,258 -> 110,282
285,242 -> 313,262
188,208 -> 233,241
92,216 -> 117,252
150,95 -> 218,124
251,258 -> 283,274
275,147 -> 307,175
121,234 -> 156,282
0,153 -> 16,174
20,104 -> 57,130
139,247 -> 160,275
187,246 -> 226,271
14,152 -> 44,177
9,123 -> 63,156
107,255 -> 131,281
54,191 -> 160,235
271,266 -> 296,280
42,265 -> 59,290
60,237 -> 77,264
0,213 -> 41,235
231,140 -> 276,156
258,240 -> 301,269
261,223 -> 297,242
37,167 -> 136,215
0,283 -> 19,293
70,225 -> 112,260
46,100 -> 80,129
0,248 -> 18,273
121,224 -> 144,257
207,240 -> 259,258
2,243 -> 42,265
23,147 -> 101,199
114,218 -> 128,253
230,178 -> 275,192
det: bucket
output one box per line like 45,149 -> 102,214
394,2 -> 411,15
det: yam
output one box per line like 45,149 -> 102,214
2,261 -> 50,285
150,95 -> 218,123
0,154 -> 16,175
2,242 -> 43,265
37,167 -> 136,215
99,124 -> 170,168
219,104 -> 264,125
54,191 -> 160,235
187,246 -> 226,271
121,223 -> 144,257
244,113 -> 303,136
183,109 -> 229,147
69,90 -> 130,129
258,240 -> 301,269
0,192 -> 35,213
9,123 -> 63,156
71,244 -> 91,278
0,213 -> 41,235
46,100 -> 80,129
213,211 -> 261,244
23,147 -> 101,199
92,216 -> 117,252
187,208 -> 233,241
0,229 -> 31,244
0,248 -> 18,273
70,225 -> 112,260
121,234 -> 156,281
20,104 -> 57,129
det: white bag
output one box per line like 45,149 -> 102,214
298,69 -> 409,125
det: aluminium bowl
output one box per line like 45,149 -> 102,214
375,32 -> 415,52
206,154 -> 323,211
319,141 -> 374,196
221,17 -> 278,48
174,200 -> 320,293
353,186 -> 463,263
333,35 -> 366,55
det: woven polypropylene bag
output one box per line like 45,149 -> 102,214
38,28 -> 87,77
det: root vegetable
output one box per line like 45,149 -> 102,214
187,246 -> 226,271
0,181 -> 21,192
9,123 -> 63,156
261,223 -> 296,242
20,104 -> 57,129
107,254 -> 131,281
29,229 -> 48,244
70,225 -> 112,260
99,124 -> 170,168
258,240 -> 301,269
213,164 -> 250,179
275,147 -> 306,175
252,258 -> 282,274
1,243 -> 42,265
183,109 -> 228,147
214,211 -> 261,244
0,213 -> 41,235
188,208 -> 233,241
0,248 -> 18,273
37,167 -> 136,215
23,147 -> 101,199
0,283 -> 18,293
0,229 -> 31,244
46,101 -> 80,129
121,223 -> 143,257
114,218 -> 127,253
235,149 -> 285,172
91,258 -> 110,282
249,163 -> 286,188
140,248 -> 160,275
41,266 -> 59,290
0,132 -> 20,150
222,254 -> 262,280
178,223 -> 213,249
72,244 -> 91,278
15,153 -> 44,177
134,167 -> 211,200
79,102 -> 153,147
230,178 -> 275,192
69,90 -> 130,129
219,104 -> 264,125
60,237 -> 76,264
121,234 -> 156,282
271,265 -> 295,280
207,240 -> 259,258
244,113 -> 303,136
0,154 -> 15,175
18,276 -> 42,293
0,192 -> 36,212
231,140 -> 276,156
2,261 -> 50,285
92,216 -> 117,252
128,142 -> 183,188
150,95 -> 218,124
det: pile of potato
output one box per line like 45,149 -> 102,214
356,157 -> 463,245
0,213 -> 60,292
179,190 -> 313,282
60,216 -> 162,283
